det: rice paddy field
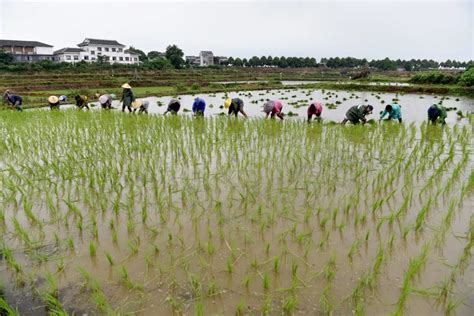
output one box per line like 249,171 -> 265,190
0,110 -> 473,315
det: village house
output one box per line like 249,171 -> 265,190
185,55 -> 201,66
54,38 -> 140,65
200,51 -> 214,66
186,51 -> 220,67
0,39 -> 55,62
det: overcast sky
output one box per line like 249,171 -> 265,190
0,0 -> 472,61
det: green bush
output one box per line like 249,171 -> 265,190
409,72 -> 459,85
458,68 -> 474,86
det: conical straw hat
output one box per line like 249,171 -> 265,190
121,83 -> 132,89
132,100 -> 142,109
48,95 -> 59,103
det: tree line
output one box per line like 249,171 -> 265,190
221,56 -> 471,70
0,43 -> 471,72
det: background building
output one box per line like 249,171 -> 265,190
214,56 -> 229,65
54,38 -> 140,64
53,47 -> 83,63
199,51 -> 214,66
186,51 -> 219,67
185,56 -> 200,66
0,39 -> 54,62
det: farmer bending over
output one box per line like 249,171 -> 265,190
380,103 -> 402,123
120,83 -> 135,112
263,100 -> 284,120
3,90 -> 23,111
307,101 -> 323,122
164,98 -> 181,115
74,95 -> 90,110
132,99 -> 149,114
427,104 -> 447,125
225,98 -> 248,117
341,105 -> 373,124
99,94 -> 114,109
192,97 -> 206,116
48,96 -> 60,110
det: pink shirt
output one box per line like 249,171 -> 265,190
272,100 -> 283,114
307,101 -> 323,115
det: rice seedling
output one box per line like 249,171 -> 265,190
89,241 -> 97,257
118,265 -> 144,291
0,104 -> 471,314
282,295 -> 298,314
0,298 -> 20,316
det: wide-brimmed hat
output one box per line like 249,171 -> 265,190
48,96 -> 59,104
121,83 -> 132,89
224,98 -> 232,109
132,100 -> 142,109
99,95 -> 109,105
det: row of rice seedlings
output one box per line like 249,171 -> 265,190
0,111 -> 471,313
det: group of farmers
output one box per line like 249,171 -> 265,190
3,83 -> 448,124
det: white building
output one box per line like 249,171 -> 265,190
54,38 -> 140,64
53,47 -> 83,63
200,51 -> 214,66
186,51 -> 216,67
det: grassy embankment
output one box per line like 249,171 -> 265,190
1,68 -> 472,109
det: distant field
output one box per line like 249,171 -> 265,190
1,68 -> 472,109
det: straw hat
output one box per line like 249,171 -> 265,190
121,83 -> 132,89
132,100 -> 142,109
48,95 -> 59,104
99,95 -> 109,105
224,98 -> 232,109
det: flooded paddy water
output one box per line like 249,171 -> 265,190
80,87 -> 472,125
1,88 -> 473,315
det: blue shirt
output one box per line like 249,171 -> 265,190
192,97 -> 206,113
7,94 -> 22,105
380,103 -> 402,120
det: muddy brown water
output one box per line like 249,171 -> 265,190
1,106 -> 473,315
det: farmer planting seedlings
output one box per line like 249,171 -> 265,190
341,104 -> 374,124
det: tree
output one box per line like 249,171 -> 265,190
279,57 -> 288,68
0,51 -> 14,64
267,56 -> 273,67
128,46 -> 147,62
227,57 -> 235,66
272,56 -> 280,67
249,56 -> 260,67
234,58 -> 243,67
165,45 -> 185,69
147,51 -> 164,60
242,58 -> 248,67
96,55 -> 107,65
144,58 -> 173,70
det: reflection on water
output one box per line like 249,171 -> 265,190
55,88 -> 473,125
